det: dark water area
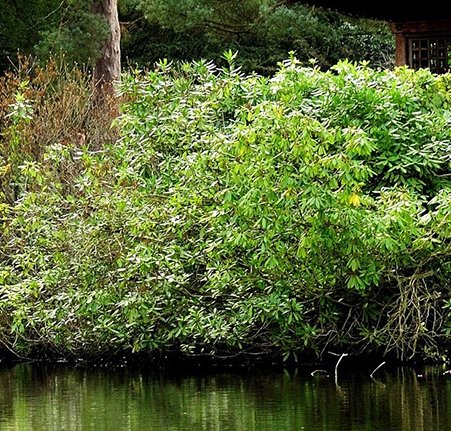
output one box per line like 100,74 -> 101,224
1,361 -> 451,431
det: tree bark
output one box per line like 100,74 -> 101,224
92,0 -> 121,105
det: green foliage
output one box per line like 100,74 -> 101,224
138,0 -> 261,34
0,0 -> 110,73
34,1 -> 110,67
122,0 -> 394,74
2,57 -> 451,362
251,4 -> 393,69
0,0 -> 393,75
0,0 -> 62,71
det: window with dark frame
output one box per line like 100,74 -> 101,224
408,37 -> 451,73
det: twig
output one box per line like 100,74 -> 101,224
311,369 -> 329,376
329,352 -> 349,385
370,361 -> 386,379
0,338 -> 30,361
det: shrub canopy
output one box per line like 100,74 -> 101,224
1,56 -> 451,362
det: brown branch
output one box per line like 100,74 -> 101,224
203,20 -> 250,35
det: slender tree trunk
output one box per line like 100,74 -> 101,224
92,0 -> 121,106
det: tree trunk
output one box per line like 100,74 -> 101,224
92,0 -> 121,106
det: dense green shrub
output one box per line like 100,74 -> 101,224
1,56 -> 451,362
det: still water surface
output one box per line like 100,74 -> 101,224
0,362 -> 451,431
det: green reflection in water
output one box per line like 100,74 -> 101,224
0,363 -> 450,431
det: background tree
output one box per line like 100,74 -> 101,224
0,0 -> 114,73
122,0 -> 394,73
0,0 -> 394,76
34,0 -> 111,68
92,0 -> 121,102
0,0 -> 62,71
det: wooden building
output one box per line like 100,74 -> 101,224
391,20 -> 451,73
306,1 -> 451,73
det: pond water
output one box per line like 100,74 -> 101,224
0,361 -> 450,431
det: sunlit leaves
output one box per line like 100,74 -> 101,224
2,57 -> 451,361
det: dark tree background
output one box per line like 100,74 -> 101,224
0,0 -> 395,76
0,0 -> 61,71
